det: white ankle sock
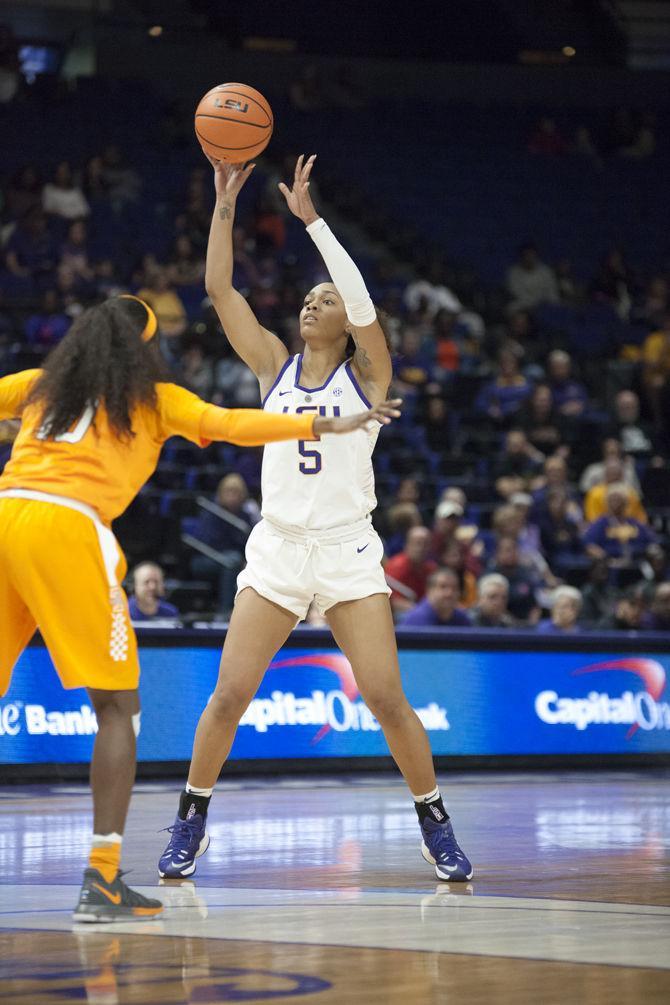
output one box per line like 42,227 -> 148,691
411,786 -> 440,804
185,783 -> 213,798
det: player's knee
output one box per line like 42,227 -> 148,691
208,682 -> 253,722
363,689 -> 409,727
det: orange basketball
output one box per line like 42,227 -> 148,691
194,82 -> 273,163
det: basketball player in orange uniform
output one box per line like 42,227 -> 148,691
0,294 -> 398,922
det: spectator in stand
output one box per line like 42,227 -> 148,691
580,558 -> 617,625
42,161 -> 90,220
100,144 -> 141,209
554,257 -> 584,305
167,234 -> 206,287
598,587 -> 644,631
546,351 -> 588,419
527,117 -> 568,156
137,267 -> 188,356
608,390 -> 654,458
5,208 -> 57,284
536,586 -> 583,635
190,473 -> 257,616
82,154 -> 108,203
422,393 -> 451,452
488,536 -> 541,625
583,457 -> 647,524
385,525 -> 438,618
536,488 -> 583,568
94,258 -> 126,299
475,350 -> 533,425
583,483 -> 656,562
214,352 -> 260,407
177,340 -> 214,398
430,498 -> 462,555
532,455 -> 582,521
430,499 -> 483,577
24,289 -> 71,348
632,275 -> 668,331
591,247 -> 634,321
404,268 -> 461,319
493,429 -> 544,499
580,437 -> 641,495
506,242 -> 559,313
395,477 -> 422,506
128,562 -> 180,622
517,383 -> 562,453
495,309 -> 544,372
383,501 -> 422,557
4,165 -> 42,221
394,328 -> 434,392
469,573 -> 513,628
439,540 -> 478,608
254,194 -> 286,251
492,501 -> 556,588
439,486 -> 484,565
641,310 -> 670,433
641,582 -> 670,632
637,545 -> 669,605
399,569 -> 471,627
55,264 -> 85,320
59,220 -> 94,289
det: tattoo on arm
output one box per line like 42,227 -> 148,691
355,346 -> 373,368
218,201 -> 233,221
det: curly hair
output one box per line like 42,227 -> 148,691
26,296 -> 169,441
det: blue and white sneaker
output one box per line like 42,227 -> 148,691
420,817 -> 474,881
158,813 -> 210,878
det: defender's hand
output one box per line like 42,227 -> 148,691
313,399 -> 402,436
278,154 -> 319,225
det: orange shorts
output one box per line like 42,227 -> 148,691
0,492 -> 140,696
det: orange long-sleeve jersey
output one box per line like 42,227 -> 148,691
0,369 -> 315,525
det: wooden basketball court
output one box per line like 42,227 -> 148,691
1,771 -> 669,1003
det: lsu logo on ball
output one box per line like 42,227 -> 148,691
214,97 -> 249,114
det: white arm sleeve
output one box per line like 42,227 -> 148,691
306,218 -> 377,327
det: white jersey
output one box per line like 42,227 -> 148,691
261,354 -> 379,531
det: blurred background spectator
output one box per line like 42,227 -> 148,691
128,562 -> 180,623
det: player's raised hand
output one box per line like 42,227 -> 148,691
313,400 -> 402,437
204,153 -> 255,201
278,154 -> 319,225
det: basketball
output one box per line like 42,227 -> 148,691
194,82 -> 273,163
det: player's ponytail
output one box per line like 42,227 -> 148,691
26,296 -> 170,441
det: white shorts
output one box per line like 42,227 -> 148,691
236,517 -> 391,621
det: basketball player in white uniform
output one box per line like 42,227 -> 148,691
159,155 -> 473,882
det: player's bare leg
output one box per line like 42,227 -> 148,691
74,687 -> 162,921
87,688 -> 139,834
326,593 -> 473,881
326,594 -> 436,794
188,588 -> 296,788
159,588 -> 296,878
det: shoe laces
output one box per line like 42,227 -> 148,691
427,821 -> 467,863
160,817 -> 202,839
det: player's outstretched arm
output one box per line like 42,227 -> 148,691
204,154 -> 288,385
198,398 -> 402,447
279,155 -> 393,401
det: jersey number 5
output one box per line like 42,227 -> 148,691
292,405 -> 340,475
